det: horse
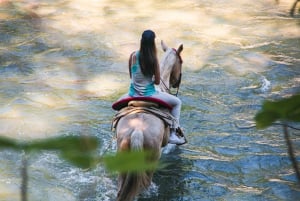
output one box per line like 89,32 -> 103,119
114,40 -> 183,201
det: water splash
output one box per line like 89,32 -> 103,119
259,76 -> 271,93
162,143 -> 177,154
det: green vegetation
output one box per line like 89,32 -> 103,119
0,135 -> 158,201
255,94 -> 300,184
255,94 -> 300,129
0,136 -> 99,168
104,151 -> 158,173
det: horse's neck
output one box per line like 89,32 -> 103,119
159,49 -> 176,92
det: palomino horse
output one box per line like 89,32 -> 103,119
114,40 -> 183,201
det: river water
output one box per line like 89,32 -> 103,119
0,0 -> 300,200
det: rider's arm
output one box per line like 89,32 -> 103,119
128,52 -> 135,79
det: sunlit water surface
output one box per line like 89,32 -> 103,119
0,0 -> 300,200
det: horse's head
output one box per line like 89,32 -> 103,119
160,40 -> 183,92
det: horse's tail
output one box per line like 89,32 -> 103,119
131,129 -> 144,151
117,129 -> 152,201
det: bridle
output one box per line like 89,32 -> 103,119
160,48 -> 183,96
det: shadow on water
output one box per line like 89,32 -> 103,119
0,5 -> 40,76
137,148 -> 191,201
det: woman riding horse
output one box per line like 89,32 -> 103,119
118,30 -> 186,145
113,30 -> 186,201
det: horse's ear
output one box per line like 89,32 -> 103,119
161,40 -> 168,52
177,44 -> 183,54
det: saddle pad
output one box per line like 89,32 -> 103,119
112,96 -> 172,111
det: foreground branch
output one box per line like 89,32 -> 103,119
21,153 -> 28,201
283,124 -> 300,185
290,0 -> 300,16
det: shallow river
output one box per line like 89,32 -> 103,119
0,0 -> 300,200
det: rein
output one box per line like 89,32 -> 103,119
172,48 -> 183,64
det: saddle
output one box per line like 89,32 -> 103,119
112,97 -> 176,128
111,97 -> 185,146
112,96 -> 173,111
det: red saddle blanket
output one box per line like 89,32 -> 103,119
112,96 -> 172,111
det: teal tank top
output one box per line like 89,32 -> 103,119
128,51 -> 156,97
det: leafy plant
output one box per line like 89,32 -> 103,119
104,151 -> 158,173
255,94 -> 300,184
0,135 -> 158,201
0,135 -> 100,169
255,94 -> 300,129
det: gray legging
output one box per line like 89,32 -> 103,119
150,91 -> 181,126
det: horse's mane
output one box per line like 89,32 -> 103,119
160,48 -> 176,73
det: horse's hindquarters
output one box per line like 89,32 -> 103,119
116,112 -> 166,152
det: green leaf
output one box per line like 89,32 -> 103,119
0,135 -> 101,169
27,136 -> 100,169
104,151 -> 158,173
26,136 -> 99,152
0,136 -> 21,150
255,94 -> 300,129
255,111 -> 280,129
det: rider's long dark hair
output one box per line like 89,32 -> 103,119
139,30 -> 158,77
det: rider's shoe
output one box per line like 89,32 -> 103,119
168,128 -> 187,145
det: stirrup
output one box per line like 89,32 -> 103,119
175,127 -> 187,145
176,127 -> 185,137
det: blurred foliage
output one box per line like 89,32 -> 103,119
0,135 -> 158,171
104,151 -> 158,173
255,93 -> 300,184
255,94 -> 300,128
276,0 -> 300,16
0,135 -> 100,169
290,0 -> 300,16
0,135 -> 159,200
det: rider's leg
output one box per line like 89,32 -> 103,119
152,91 -> 181,121
151,92 -> 186,145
